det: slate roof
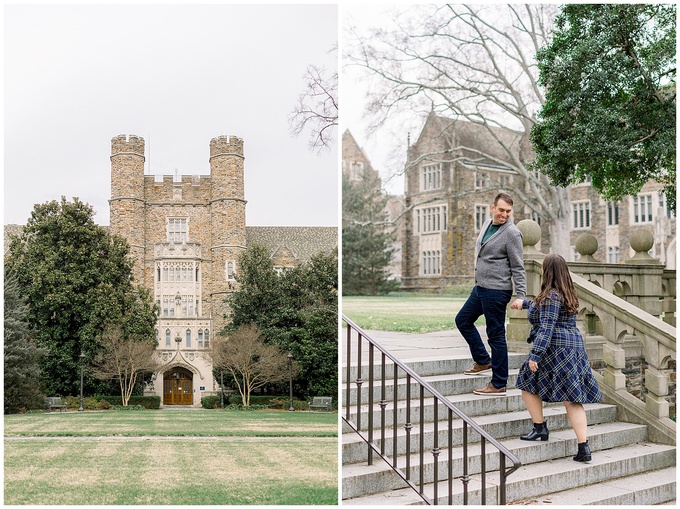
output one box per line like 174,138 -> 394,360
246,226 -> 337,263
416,112 -> 531,166
6,224 -> 338,263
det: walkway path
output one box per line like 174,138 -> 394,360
344,326 -> 488,365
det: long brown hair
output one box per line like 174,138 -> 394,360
535,253 -> 579,313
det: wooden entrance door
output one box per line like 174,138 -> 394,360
163,369 -> 193,405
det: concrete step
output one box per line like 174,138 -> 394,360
342,369 -> 521,406
342,421 -> 647,499
512,466 -> 676,505
342,391 -> 616,442
342,353 -> 526,383
343,442 -> 677,505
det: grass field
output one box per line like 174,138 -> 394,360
342,293 -> 484,333
4,410 -> 338,505
4,409 -> 337,437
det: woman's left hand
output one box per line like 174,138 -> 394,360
528,360 -> 538,372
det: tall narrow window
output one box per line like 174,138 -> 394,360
607,202 -> 619,226
168,218 -> 188,243
633,194 -> 653,223
165,329 -> 171,348
185,329 -> 191,348
475,205 -> 489,231
350,161 -> 364,181
572,202 -> 591,229
421,164 -> 442,191
226,261 -> 235,280
198,330 -> 204,348
204,330 -> 210,349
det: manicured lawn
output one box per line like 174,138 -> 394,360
4,409 -> 337,437
342,294 -> 484,333
4,410 -> 338,505
5,439 -> 337,504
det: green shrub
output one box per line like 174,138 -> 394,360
225,404 -> 269,411
96,396 -> 160,409
201,395 -> 221,409
268,398 -> 308,411
63,396 -> 106,410
111,404 -> 146,411
227,395 -> 288,406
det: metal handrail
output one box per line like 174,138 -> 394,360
342,314 -> 521,505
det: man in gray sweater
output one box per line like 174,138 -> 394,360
455,192 -> 526,396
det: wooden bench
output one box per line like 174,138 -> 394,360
309,396 -> 332,412
46,397 -> 67,412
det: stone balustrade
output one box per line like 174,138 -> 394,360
507,220 -> 676,443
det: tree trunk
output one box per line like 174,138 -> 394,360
548,187 -> 572,257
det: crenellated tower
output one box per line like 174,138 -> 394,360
110,134 -> 146,285
209,135 -> 247,331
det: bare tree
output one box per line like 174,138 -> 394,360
346,4 -> 573,255
289,45 -> 338,154
209,324 -> 294,407
92,325 -> 159,406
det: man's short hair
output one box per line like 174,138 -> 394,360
494,192 -> 513,206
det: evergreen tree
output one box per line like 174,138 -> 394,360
342,170 -> 395,295
4,271 -> 46,413
531,4 -> 676,212
226,245 -> 338,398
5,197 -> 158,396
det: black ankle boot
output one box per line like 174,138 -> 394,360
573,441 -> 591,462
520,421 -> 549,441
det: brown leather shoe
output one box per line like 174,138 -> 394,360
464,363 -> 492,375
473,383 -> 506,396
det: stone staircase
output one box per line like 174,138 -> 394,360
342,353 -> 676,505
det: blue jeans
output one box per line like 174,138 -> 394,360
455,286 -> 512,389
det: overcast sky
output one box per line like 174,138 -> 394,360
342,4 -> 427,197
4,3 -> 338,227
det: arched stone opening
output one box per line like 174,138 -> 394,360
612,280 -> 632,298
163,366 -> 194,405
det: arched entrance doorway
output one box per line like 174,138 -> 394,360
163,367 -> 193,405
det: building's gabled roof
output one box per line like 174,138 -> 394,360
245,226 -> 337,264
413,111 -> 530,167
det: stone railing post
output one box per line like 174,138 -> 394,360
507,220 -> 543,353
661,269 -> 676,326
624,229 -> 664,317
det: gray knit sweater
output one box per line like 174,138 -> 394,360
474,219 -> 526,299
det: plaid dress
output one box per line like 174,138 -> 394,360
515,291 -> 602,403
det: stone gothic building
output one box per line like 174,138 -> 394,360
396,113 -> 675,291
109,134 -> 336,406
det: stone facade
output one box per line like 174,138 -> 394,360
109,134 -> 337,406
569,179 -> 676,267
399,113 -> 676,291
401,113 -> 531,291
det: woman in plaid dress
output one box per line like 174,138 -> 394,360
514,253 -> 602,462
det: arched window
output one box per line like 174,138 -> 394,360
165,329 -> 171,348
198,330 -> 204,348
205,330 -> 210,349
186,329 -> 191,348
